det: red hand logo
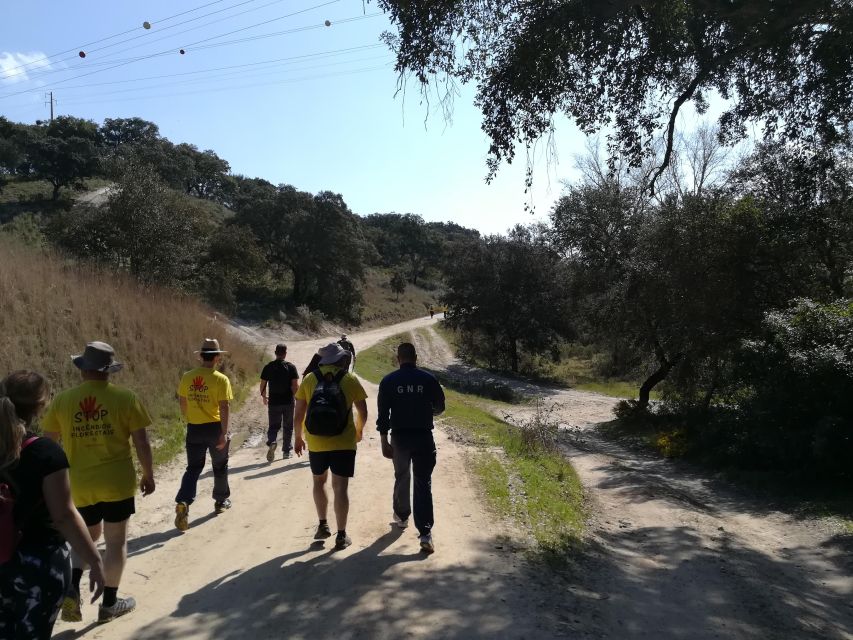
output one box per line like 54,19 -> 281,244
79,396 -> 102,419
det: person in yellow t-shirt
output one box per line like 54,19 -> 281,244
42,341 -> 155,624
174,338 -> 234,531
294,342 -> 368,551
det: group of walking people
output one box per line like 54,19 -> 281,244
0,330 -> 445,639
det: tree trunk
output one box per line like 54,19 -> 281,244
509,337 -> 519,373
51,181 -> 61,201
637,343 -> 683,408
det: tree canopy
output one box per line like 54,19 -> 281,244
374,0 -> 853,191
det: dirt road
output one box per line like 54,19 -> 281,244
53,316 -> 563,640
414,326 -> 853,640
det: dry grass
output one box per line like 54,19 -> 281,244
358,268 -> 442,328
0,238 -> 263,464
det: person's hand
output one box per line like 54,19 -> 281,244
294,436 -> 305,456
355,425 -> 363,443
216,433 -> 227,450
139,474 -> 155,496
381,439 -> 393,460
89,560 -> 106,604
262,396 -> 268,406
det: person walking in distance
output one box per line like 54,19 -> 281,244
0,370 -> 105,638
337,334 -> 356,372
377,342 -> 445,554
174,339 -> 234,531
293,343 -> 368,550
41,342 -> 155,624
260,344 -> 299,462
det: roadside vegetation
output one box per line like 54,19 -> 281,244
356,334 -> 585,563
0,238 -> 262,465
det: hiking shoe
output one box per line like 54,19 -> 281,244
393,513 -> 409,529
60,587 -> 82,622
313,522 -> 332,539
334,532 -> 352,550
98,596 -> 136,624
174,502 -> 189,531
214,498 -> 232,514
266,443 -> 277,463
419,534 -> 435,554
283,450 -> 293,459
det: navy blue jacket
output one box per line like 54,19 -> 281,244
376,363 -> 445,434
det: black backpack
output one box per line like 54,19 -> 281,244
305,370 -> 349,436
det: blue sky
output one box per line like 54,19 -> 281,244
0,0 -> 590,234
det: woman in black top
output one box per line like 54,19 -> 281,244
0,370 -> 105,639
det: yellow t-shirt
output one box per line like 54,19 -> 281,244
41,380 -> 151,508
295,365 -> 367,452
177,367 -> 233,425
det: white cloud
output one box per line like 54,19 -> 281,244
0,51 -> 52,84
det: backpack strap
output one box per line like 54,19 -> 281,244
333,370 -> 346,384
20,436 -> 38,451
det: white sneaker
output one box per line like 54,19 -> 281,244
419,534 -> 434,554
392,513 -> 409,529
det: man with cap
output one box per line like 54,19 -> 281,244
293,342 -> 368,550
377,342 -> 445,554
42,341 -> 155,624
337,334 -> 356,371
174,338 -> 234,531
260,343 -> 300,462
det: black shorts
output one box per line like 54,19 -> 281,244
77,498 -> 135,527
308,450 -> 356,478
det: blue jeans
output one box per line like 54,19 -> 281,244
266,403 -> 294,451
175,423 -> 230,505
391,431 -> 437,537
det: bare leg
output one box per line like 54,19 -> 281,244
312,472 -> 329,521
331,474 -> 350,532
102,519 -> 129,590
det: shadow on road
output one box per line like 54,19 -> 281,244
129,527 -> 551,639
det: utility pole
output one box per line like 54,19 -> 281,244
44,91 -> 56,121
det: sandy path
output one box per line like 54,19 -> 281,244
415,326 -> 853,640
52,316 -> 563,640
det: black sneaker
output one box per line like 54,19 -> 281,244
283,450 -> 293,459
313,522 -> 332,539
334,531 -> 352,550
214,498 -> 232,514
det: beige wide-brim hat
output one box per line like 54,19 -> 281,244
72,341 -> 124,373
194,338 -> 228,355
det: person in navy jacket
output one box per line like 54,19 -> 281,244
376,342 -> 445,553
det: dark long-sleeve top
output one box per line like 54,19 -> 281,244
376,363 -> 445,434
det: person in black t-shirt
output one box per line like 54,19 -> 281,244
338,334 -> 356,371
260,344 -> 300,462
0,370 -> 104,639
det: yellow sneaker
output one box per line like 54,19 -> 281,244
174,502 -> 189,531
60,588 -> 82,622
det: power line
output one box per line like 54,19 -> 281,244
0,0 -> 236,80
53,54 -> 392,100
51,44 -> 385,92
55,64 -> 391,107
0,12 -> 381,100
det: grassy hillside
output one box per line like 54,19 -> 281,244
0,238 -> 262,464
359,268 -> 442,328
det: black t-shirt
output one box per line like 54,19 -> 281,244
260,359 -> 299,405
2,433 -> 69,549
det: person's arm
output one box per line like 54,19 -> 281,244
259,380 -> 268,405
294,398 -> 307,456
376,380 -> 393,459
291,378 -> 299,395
131,429 -> 155,495
217,400 -> 229,450
43,470 -> 105,603
178,396 -> 188,418
353,399 -> 368,443
432,378 -> 446,416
